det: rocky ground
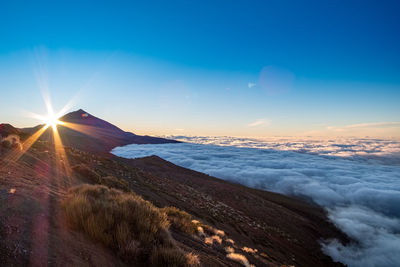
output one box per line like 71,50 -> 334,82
0,113 -> 349,266
0,138 -> 348,266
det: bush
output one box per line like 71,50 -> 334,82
63,185 -> 171,261
71,164 -> 101,184
163,207 -> 197,235
63,185 -> 201,266
204,235 -> 222,246
1,140 -> 11,149
226,253 -> 254,267
186,252 -> 201,267
1,135 -> 22,151
150,246 -> 188,267
149,247 -> 200,267
101,175 -> 130,192
72,165 -> 131,192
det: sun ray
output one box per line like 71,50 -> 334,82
60,122 -> 113,139
51,124 -> 72,186
22,110 -> 47,122
2,89 -> 75,186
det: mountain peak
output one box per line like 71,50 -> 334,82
76,108 -> 87,113
60,109 -> 92,122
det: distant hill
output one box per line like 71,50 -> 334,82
20,109 -> 179,153
0,123 -> 21,138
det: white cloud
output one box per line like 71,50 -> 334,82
345,122 -> 400,128
247,119 -> 270,127
327,122 -> 400,132
112,136 -> 400,267
247,82 -> 256,88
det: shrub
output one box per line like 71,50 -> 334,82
213,229 -> 225,237
1,135 -> 21,150
226,253 -> 254,267
101,175 -> 130,192
63,185 -> 199,266
198,223 -> 215,236
149,246 -> 188,267
71,164 -> 101,184
225,246 -> 235,253
242,247 -> 258,254
204,235 -> 222,246
186,252 -> 201,267
63,185 -> 170,261
197,226 -> 205,237
1,139 -> 11,149
226,238 -> 235,245
163,206 -> 197,235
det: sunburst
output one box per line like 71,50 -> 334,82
2,92 -> 75,183
42,112 -> 64,131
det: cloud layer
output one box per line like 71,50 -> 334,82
112,137 -> 400,267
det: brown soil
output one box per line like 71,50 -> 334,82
1,114 -> 349,266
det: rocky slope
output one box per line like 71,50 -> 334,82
0,112 -> 348,266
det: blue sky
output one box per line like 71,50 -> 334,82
0,0 -> 399,137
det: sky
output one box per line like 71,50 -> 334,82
0,0 -> 399,138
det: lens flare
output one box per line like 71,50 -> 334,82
1,92 -> 74,186
42,112 -> 64,130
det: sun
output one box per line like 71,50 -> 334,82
43,112 -> 64,130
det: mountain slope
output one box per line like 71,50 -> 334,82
119,155 -> 348,267
0,113 -> 348,266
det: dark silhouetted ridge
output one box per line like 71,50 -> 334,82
0,123 -> 20,138
20,109 -> 179,153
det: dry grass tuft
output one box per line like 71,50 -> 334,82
163,206 -> 197,235
213,229 -> 225,237
101,175 -> 130,192
197,226 -> 205,237
204,235 -> 222,246
72,164 -> 131,191
63,184 -> 199,266
186,252 -> 201,267
72,164 -> 101,184
226,253 -> 254,267
225,246 -> 235,253
0,135 -> 22,151
150,247 -> 200,267
226,238 -> 235,245
63,185 -> 170,261
198,223 -> 219,236
242,246 -> 258,254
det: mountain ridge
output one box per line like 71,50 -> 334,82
18,109 -> 179,153
0,123 -> 21,138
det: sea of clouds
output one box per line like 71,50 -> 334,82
112,136 -> 400,267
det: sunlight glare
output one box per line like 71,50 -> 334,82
43,112 -> 64,130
